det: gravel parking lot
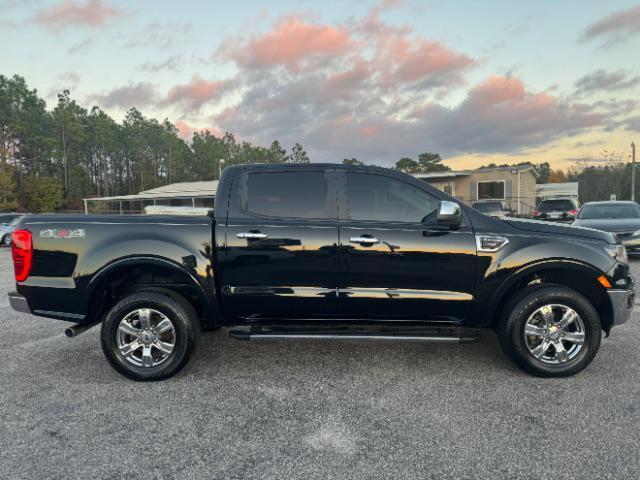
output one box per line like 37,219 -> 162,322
1,248 -> 639,480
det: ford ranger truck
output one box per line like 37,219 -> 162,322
8,164 -> 635,381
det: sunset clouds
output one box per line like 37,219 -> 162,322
8,0 -> 639,168
226,17 -> 353,72
34,0 -> 120,29
161,76 -> 226,112
211,9 -> 603,160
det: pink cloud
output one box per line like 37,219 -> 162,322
34,0 -> 120,29
224,9 -> 474,96
468,75 -> 526,106
162,76 -> 226,111
389,39 -> 475,84
228,17 -> 353,72
175,120 -> 195,141
359,124 -> 381,138
175,120 -> 224,141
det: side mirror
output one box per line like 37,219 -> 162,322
437,201 -> 462,228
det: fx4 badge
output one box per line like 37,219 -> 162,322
40,228 -> 86,239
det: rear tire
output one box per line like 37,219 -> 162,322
100,292 -> 200,381
497,285 -> 601,377
1,235 -> 10,247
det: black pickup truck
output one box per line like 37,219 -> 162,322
8,164 -> 635,380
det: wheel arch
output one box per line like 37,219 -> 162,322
488,259 -> 614,334
85,256 -> 221,328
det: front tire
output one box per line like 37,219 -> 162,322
1,235 -> 10,247
101,292 -> 200,381
497,285 -> 601,377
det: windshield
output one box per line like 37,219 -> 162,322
578,204 -> 640,219
537,199 -> 574,212
473,202 -> 502,212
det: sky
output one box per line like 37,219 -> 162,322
2,0 -> 640,169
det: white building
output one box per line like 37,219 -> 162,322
83,181 -> 217,214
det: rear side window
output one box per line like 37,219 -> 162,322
246,171 -> 327,219
472,201 -> 502,212
346,173 -> 439,223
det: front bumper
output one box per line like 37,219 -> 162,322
607,288 -> 635,326
8,292 -> 31,314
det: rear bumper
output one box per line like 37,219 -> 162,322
8,292 -> 31,314
607,289 -> 635,326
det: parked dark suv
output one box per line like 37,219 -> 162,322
533,197 -> 579,222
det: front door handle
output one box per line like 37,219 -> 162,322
237,232 -> 268,239
349,236 -> 380,245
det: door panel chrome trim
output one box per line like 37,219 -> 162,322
226,285 -> 473,301
226,286 -> 335,297
340,287 -> 473,301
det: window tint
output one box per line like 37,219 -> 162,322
346,173 -> 439,223
246,171 -> 327,219
537,199 -> 575,212
472,201 -> 502,212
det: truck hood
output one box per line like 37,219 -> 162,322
572,218 -> 640,233
505,218 -> 615,244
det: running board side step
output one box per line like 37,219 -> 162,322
229,326 -> 479,343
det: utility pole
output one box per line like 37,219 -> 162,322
218,159 -> 225,180
632,142 -> 636,202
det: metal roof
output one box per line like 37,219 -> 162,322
413,171 -> 473,179
84,181 -> 218,202
414,164 -> 537,180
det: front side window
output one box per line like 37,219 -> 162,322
477,181 -> 505,199
246,171 -> 327,219
346,173 -> 439,223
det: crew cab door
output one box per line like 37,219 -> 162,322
222,168 -> 339,319
337,171 -> 477,321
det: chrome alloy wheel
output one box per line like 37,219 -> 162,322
523,304 -> 586,365
116,308 -> 176,368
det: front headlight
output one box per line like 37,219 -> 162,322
605,244 -> 628,264
634,229 -> 640,237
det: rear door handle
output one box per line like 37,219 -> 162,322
349,236 -> 380,245
237,232 -> 268,239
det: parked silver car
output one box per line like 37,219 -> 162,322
572,201 -> 640,255
0,214 -> 24,247
471,200 -> 512,218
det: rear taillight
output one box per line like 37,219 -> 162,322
532,210 -> 540,217
12,230 -> 33,282
568,209 -> 578,216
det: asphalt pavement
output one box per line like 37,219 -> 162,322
1,248 -> 639,479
